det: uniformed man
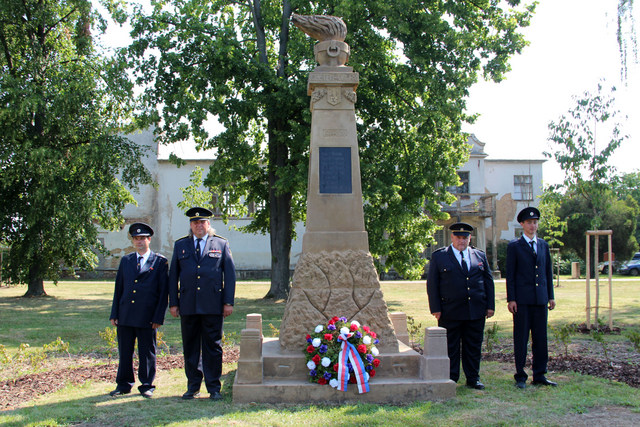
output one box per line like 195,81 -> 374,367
109,223 -> 169,398
169,207 -> 236,401
427,222 -> 495,389
507,207 -> 557,389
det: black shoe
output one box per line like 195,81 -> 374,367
515,381 -> 526,389
210,391 -> 223,401
182,391 -> 200,400
140,389 -> 154,398
532,378 -> 557,387
466,380 -> 485,390
109,388 -> 131,396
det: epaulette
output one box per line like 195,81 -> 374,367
176,235 -> 190,242
433,247 -> 446,253
212,234 -> 227,240
471,245 -> 485,253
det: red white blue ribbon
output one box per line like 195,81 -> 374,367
337,333 -> 370,393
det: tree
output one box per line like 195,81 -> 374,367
545,83 -> 628,230
613,171 -> 640,245
553,193 -> 638,261
544,83 -> 635,264
117,0 -> 536,298
0,1 -> 152,296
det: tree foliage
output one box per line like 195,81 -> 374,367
543,83 -> 637,261
545,83 -> 628,230
554,194 -> 638,261
0,0 -> 152,296
116,0 -> 536,297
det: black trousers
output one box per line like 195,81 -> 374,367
513,304 -> 548,382
181,314 -> 224,394
116,325 -> 157,392
438,317 -> 485,383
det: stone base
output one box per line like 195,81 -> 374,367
279,250 -> 399,353
233,334 -> 456,404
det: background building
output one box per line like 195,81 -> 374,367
96,132 -> 544,278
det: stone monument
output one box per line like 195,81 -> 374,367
232,14 -> 455,404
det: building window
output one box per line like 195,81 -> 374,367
447,171 -> 469,195
514,175 -> 533,201
514,227 -> 523,238
211,192 -> 261,219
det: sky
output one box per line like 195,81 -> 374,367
101,1 -> 639,184
462,0 -> 639,185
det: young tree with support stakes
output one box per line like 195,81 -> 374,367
115,0 -> 536,299
0,0 -> 152,297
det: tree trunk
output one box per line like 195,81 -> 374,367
265,121 -> 293,300
23,263 -> 46,297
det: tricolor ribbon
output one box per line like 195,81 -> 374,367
337,333 -> 370,393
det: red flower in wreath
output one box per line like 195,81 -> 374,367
350,323 -> 359,332
333,363 -> 339,372
318,377 -> 327,385
357,344 -> 367,354
312,354 -> 321,364
370,369 -> 376,377
373,358 -> 381,367
306,345 -> 315,354
324,333 -> 334,341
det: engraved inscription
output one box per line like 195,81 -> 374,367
309,72 -> 359,84
322,129 -> 348,138
319,147 -> 352,194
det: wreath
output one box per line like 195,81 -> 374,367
304,316 -> 381,393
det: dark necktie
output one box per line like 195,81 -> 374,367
195,238 -> 202,259
530,240 -> 536,256
460,251 -> 468,275
137,256 -> 143,273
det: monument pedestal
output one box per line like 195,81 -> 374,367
233,316 -> 455,404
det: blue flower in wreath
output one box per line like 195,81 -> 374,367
307,337 -> 313,343
323,371 -> 333,380
327,324 -> 336,331
310,369 -> 317,377
354,331 -> 362,339
365,365 -> 373,372
319,344 -> 328,354
374,338 -> 380,344
366,354 -> 374,363
339,317 -> 348,322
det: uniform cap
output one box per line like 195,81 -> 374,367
186,207 -> 213,221
449,222 -> 473,236
129,222 -> 154,237
517,207 -> 540,223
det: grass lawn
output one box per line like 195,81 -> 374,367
0,278 -> 639,426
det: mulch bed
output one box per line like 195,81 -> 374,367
483,352 -> 640,388
0,348 -> 239,411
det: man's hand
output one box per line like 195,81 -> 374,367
152,323 -> 161,329
223,304 -> 233,318
432,312 -> 441,320
170,306 -> 180,318
486,309 -> 495,318
110,319 -> 118,326
508,301 -> 517,314
548,299 -> 556,310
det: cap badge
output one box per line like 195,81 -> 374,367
137,229 -> 141,233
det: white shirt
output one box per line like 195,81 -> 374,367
137,249 -> 151,268
451,245 -> 470,268
193,235 -> 208,254
523,234 -> 537,254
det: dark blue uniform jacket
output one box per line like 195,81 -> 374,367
506,236 -> 554,305
110,252 -> 169,328
427,246 -> 495,320
168,235 -> 236,315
